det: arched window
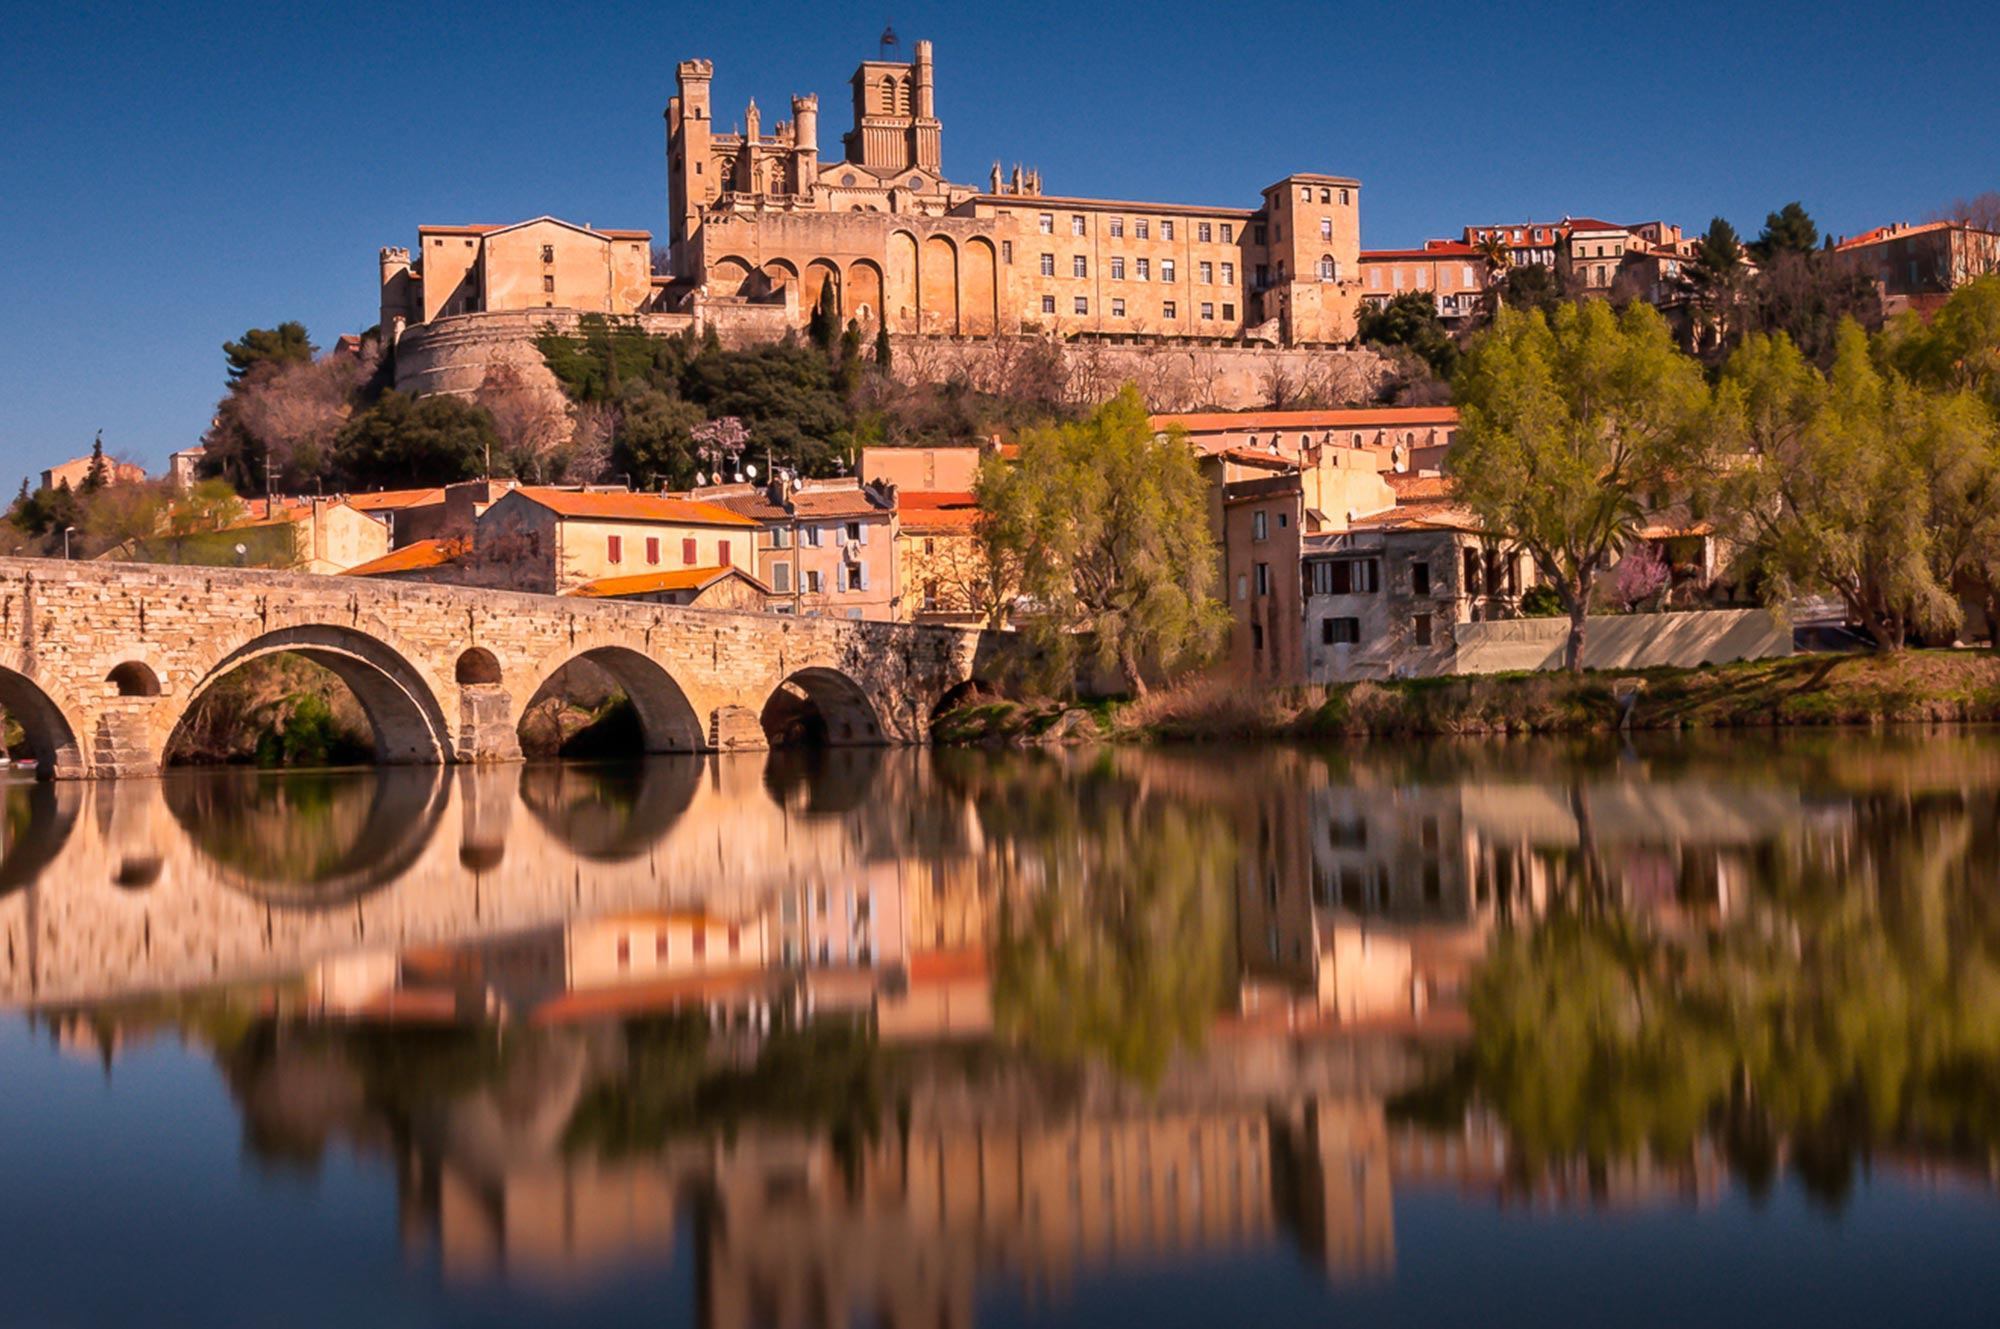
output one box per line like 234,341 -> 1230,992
1318,255 -> 1337,281
880,75 -> 896,110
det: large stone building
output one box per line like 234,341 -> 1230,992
662,42 -> 1363,346
375,39 -> 1394,409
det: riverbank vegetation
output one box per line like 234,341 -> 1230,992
935,650 -> 2000,746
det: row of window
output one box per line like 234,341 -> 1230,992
1296,185 -> 1352,206
1038,214 -> 1238,243
1038,296 -> 1235,321
769,519 -> 870,549
1366,264 -> 1479,291
768,562 -> 869,593
607,535 -> 728,567
1037,254 -> 1243,284
1315,614 -> 1434,648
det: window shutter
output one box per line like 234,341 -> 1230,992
858,522 -> 868,545
860,564 -> 870,590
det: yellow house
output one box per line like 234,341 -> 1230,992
468,486 -> 763,594
125,498 -> 390,574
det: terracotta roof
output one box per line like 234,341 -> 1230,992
1833,220 -> 1957,251
342,487 -> 446,512
700,481 -> 887,521
1387,473 -> 1455,500
1157,406 -> 1459,434
1361,243 -> 1482,261
1349,500 -> 1486,533
508,487 -> 759,527
1563,217 -> 1625,232
898,490 -> 978,509
565,565 -> 771,599
341,537 -> 468,577
901,508 -> 981,534
1210,447 -> 1298,470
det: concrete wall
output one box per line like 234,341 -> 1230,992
1452,609 -> 1791,675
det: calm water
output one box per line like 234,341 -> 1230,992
4,736 -> 2000,1327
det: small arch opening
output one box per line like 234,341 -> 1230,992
760,667 -> 885,748
517,648 -> 703,759
455,648 -> 502,687
113,856 -> 165,890
107,661 -> 162,697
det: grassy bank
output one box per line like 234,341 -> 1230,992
933,651 -> 2000,745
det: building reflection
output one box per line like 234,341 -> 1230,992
6,732 -> 2000,1320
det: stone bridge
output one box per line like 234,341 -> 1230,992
0,558 -> 1009,778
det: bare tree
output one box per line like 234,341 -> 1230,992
1930,192 -> 2000,234
231,350 -> 371,485
475,364 -> 572,482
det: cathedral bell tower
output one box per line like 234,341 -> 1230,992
842,38 -> 941,176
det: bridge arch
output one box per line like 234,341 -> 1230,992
518,645 -> 705,754
171,623 -> 455,766
0,663 -> 89,778
760,666 -> 885,747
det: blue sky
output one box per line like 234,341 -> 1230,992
2,0 -> 1993,478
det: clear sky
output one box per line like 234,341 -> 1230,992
2,0 -> 1993,479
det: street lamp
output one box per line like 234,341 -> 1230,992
62,526 -> 77,560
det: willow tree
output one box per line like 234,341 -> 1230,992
1716,322 -> 2000,648
977,384 -> 1226,695
1449,301 -> 1713,672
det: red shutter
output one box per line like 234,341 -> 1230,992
720,539 -> 732,567
682,537 -> 697,564
646,537 -> 660,565
607,535 -> 622,564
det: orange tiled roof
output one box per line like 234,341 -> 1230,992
341,537 -> 468,577
510,487 -> 760,527
565,565 -> 771,599
1349,500 -> 1486,533
342,487 -> 446,512
1361,243 -> 1483,261
1387,473 -> 1455,500
898,490 -> 978,509
1156,406 -> 1459,434
1833,220 -> 1956,251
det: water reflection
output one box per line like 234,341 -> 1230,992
5,733 -> 2000,1317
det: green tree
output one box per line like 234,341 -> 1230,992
874,323 -> 892,374
1449,302 -> 1713,671
82,433 -> 109,493
1499,262 -> 1567,318
331,391 -> 496,489
1751,201 -> 1820,263
1357,290 -> 1458,378
977,385 -> 1227,694
1687,217 -> 1747,351
1713,323 -> 1990,648
806,284 -> 839,352
222,322 -> 315,382
679,341 -> 848,476
610,386 -> 706,489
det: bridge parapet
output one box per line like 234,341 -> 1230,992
0,558 -> 1009,778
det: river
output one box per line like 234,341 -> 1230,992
2,733 -> 1999,1327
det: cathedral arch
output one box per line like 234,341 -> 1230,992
920,234 -> 960,335
885,232 -> 919,334
963,237 -> 999,338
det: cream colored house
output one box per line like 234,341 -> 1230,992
468,487 -> 762,595
126,498 -> 390,574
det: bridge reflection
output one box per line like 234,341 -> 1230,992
8,733 -> 2000,1321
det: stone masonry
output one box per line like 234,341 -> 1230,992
0,557 -> 1006,778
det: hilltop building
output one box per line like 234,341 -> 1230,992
381,38 -> 1369,371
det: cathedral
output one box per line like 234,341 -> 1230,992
662,38 -> 1364,347
379,38 -> 1366,368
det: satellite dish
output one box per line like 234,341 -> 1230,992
733,470 -> 745,483
745,463 -> 758,479
695,471 -> 708,486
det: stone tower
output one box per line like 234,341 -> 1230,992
843,38 -> 941,176
665,58 -> 715,263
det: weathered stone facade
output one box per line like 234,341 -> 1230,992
0,558 -> 1003,779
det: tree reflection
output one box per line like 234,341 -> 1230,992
984,757 -> 1236,1086
1456,786 -> 2000,1206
